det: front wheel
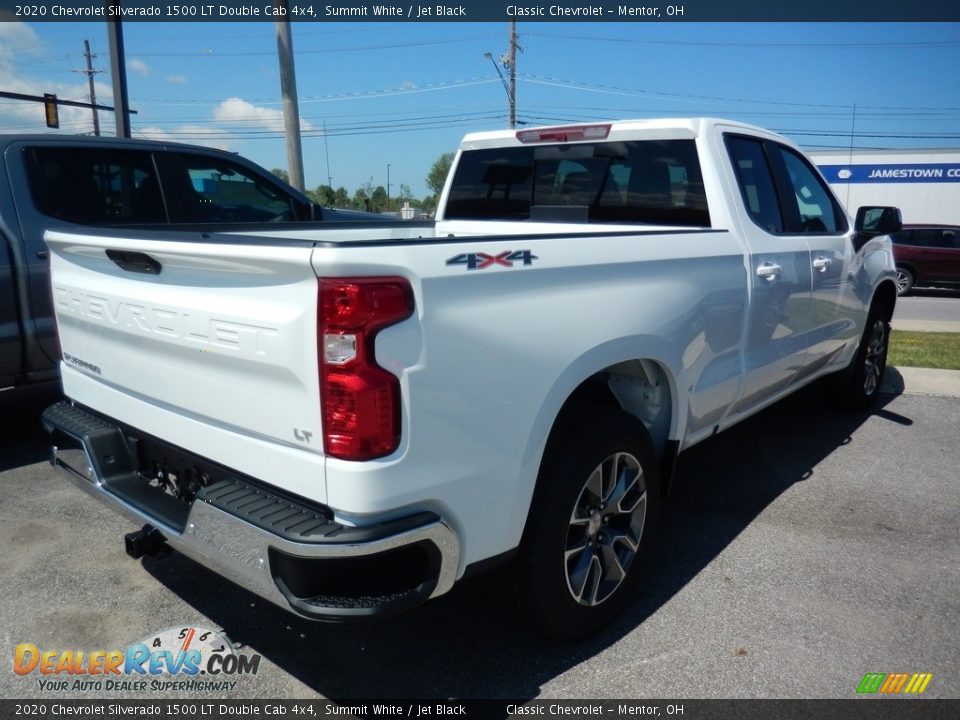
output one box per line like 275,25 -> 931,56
838,301 -> 891,410
513,410 -> 660,640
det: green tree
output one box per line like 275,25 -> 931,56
426,152 -> 455,198
313,184 -> 337,207
270,168 -> 290,184
370,185 -> 388,213
397,183 -> 415,206
352,186 -> 371,212
333,187 -> 351,208
420,194 -> 438,216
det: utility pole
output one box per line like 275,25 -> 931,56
507,20 -> 517,129
75,40 -> 102,136
275,0 -> 305,192
107,8 -> 131,138
386,163 -> 391,213
485,23 -> 519,129
323,119 -> 333,188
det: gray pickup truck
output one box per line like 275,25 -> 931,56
1,135 -> 374,393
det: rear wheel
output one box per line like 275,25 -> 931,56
895,266 -> 914,296
514,409 -> 660,640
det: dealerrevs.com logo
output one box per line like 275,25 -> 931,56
14,626 -> 261,693
856,672 -> 934,695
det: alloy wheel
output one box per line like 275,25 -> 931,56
863,319 -> 887,396
564,452 -> 647,607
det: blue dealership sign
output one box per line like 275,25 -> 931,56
818,164 -> 960,184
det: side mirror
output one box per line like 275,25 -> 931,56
852,206 -> 901,252
855,206 -> 902,236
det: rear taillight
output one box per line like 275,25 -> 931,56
319,277 -> 414,460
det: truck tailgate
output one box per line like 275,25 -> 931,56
45,229 -> 323,467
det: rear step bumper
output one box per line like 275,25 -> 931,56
42,401 -> 460,621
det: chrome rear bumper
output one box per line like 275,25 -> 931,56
44,401 -> 460,620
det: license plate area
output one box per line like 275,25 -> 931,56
130,433 -> 228,506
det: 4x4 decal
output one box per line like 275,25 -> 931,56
446,250 -> 538,271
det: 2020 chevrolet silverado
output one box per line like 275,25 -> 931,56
42,119 -> 901,639
1,134 -> 373,395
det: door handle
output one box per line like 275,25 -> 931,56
105,249 -> 162,275
813,256 -> 832,272
756,262 -> 782,280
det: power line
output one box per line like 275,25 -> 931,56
129,35 -> 495,58
126,76 -> 498,107
524,32 -> 960,49
517,74 -> 960,112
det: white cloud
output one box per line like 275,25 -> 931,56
0,21 -> 41,69
127,59 -> 151,77
212,97 -> 314,133
135,125 -> 232,152
0,65 -> 111,134
166,74 -> 188,85
0,22 -> 40,46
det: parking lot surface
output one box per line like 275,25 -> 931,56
1,382 -> 958,700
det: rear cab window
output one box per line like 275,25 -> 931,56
444,139 -> 711,227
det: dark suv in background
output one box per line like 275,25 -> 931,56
891,225 -> 960,295
2,135 -> 378,394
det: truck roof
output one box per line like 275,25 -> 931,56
458,117 -> 779,150
0,133 -> 235,156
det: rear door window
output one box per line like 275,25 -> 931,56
28,147 -> 165,224
725,136 -> 783,234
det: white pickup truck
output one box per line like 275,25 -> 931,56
43,119 -> 901,639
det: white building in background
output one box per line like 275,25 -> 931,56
808,149 -> 960,225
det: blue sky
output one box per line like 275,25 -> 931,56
1,20 -> 958,198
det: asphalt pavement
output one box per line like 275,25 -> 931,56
891,290 -> 960,333
1,377 -> 958,701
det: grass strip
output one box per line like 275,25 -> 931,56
888,330 -> 960,371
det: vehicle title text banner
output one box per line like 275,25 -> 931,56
4,0 -> 959,22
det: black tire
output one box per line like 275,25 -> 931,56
895,266 -> 914,296
513,409 -> 660,640
838,300 -> 891,410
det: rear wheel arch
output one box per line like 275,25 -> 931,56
544,359 -> 676,464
